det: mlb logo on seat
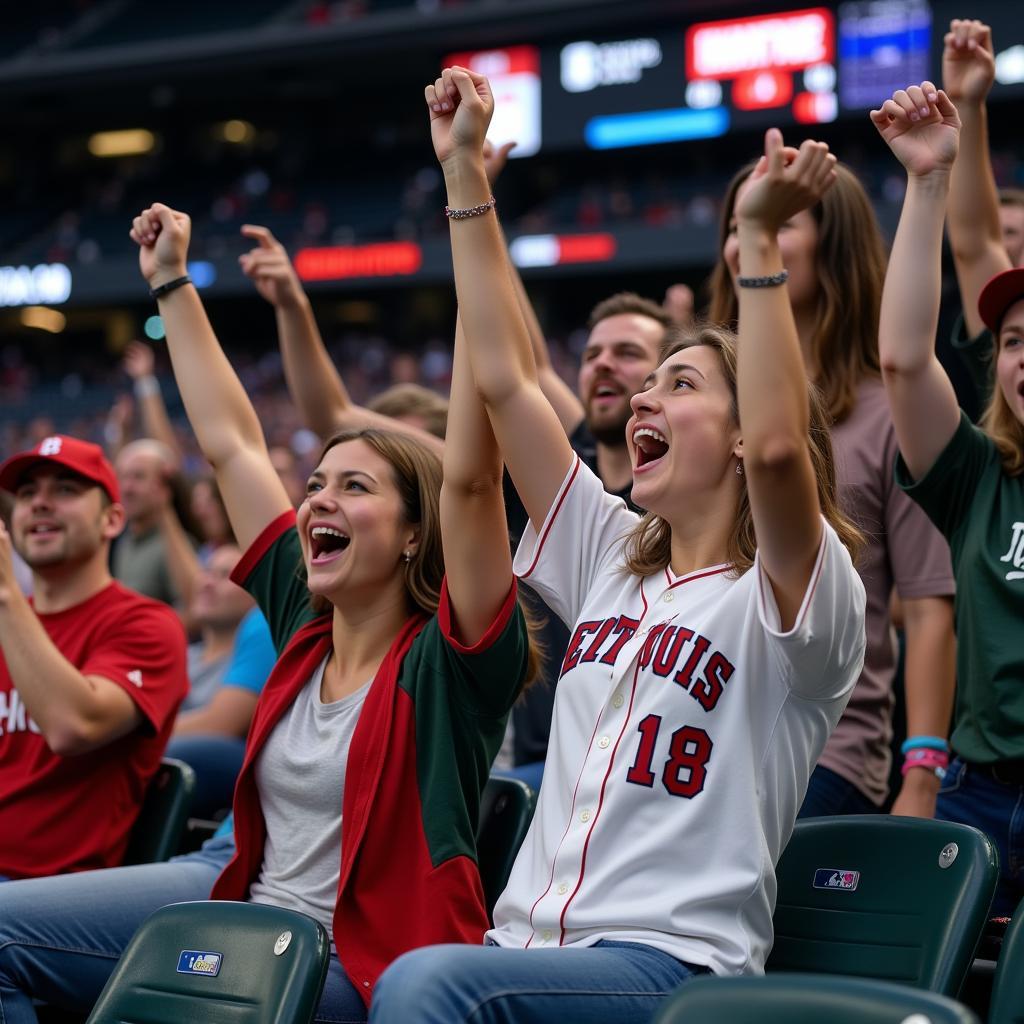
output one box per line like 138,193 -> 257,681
812,868 -> 860,891
176,950 -> 223,976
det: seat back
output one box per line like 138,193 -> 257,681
123,758 -> 196,865
85,900 -> 329,1024
768,816 -> 998,995
653,973 -> 981,1024
988,908 -> 1024,1024
476,775 -> 536,917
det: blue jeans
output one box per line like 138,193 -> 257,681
0,834 -> 366,1024
936,757 -> 1024,920
165,734 -> 247,819
368,940 -> 708,1024
798,765 -> 879,819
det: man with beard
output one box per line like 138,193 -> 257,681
0,436 -> 187,879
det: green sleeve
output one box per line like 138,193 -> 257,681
895,411 -> 998,540
233,515 -> 320,656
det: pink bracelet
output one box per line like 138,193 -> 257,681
901,748 -> 949,778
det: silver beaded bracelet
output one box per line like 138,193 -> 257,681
445,195 -> 496,220
737,269 -> 789,288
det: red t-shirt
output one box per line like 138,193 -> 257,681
0,581 -> 187,878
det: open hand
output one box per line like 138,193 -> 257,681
238,225 -> 306,310
426,66 -> 494,167
734,128 -> 837,233
123,341 -> 155,380
129,204 -> 191,287
870,83 -> 960,177
943,19 -> 995,104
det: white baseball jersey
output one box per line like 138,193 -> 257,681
488,456 -> 866,975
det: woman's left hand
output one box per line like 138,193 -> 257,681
735,128 -> 837,233
426,65 -> 494,169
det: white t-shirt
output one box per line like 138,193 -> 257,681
248,657 -> 370,936
488,457 -> 866,975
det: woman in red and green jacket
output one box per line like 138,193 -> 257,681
0,200 -> 533,1024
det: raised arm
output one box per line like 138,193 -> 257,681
872,84 -> 963,480
944,19 -> 1012,339
239,226 -> 442,455
427,67 -> 574,530
734,130 -> 837,628
440,316 -> 514,644
130,205 -> 291,551
122,341 -> 185,466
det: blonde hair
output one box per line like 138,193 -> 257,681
307,428 -> 545,684
980,333 -> 1024,476
706,163 -> 887,425
622,324 -> 863,577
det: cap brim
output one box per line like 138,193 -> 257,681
0,453 -> 118,502
978,267 -> 1024,335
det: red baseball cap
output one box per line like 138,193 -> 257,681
0,435 -> 121,503
978,267 -> 1024,334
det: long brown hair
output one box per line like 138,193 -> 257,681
307,428 -> 545,684
706,163 -> 887,424
623,325 -> 863,577
980,335 -> 1024,476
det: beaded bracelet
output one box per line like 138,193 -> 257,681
445,195 -> 496,220
736,269 -> 789,288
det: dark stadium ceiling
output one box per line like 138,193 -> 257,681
0,0 -> 752,108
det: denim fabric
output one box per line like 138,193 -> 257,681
798,765 -> 879,819
936,757 -> 1024,919
369,939 -> 709,1024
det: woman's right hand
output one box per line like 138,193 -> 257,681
870,83 -> 960,178
129,203 -> 191,287
426,65 -> 493,170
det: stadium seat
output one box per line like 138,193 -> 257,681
122,758 -> 196,866
476,774 -> 536,918
85,900 -> 329,1024
767,816 -> 998,996
652,973 -> 981,1024
988,907 -> 1024,1024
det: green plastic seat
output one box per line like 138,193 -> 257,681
988,907 -> 1024,1024
653,973 -> 981,1024
85,900 -> 329,1024
122,758 -> 196,865
768,816 -> 998,995
476,774 -> 535,918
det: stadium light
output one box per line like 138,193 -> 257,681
216,120 -> 255,144
87,129 -> 156,158
20,306 -> 66,333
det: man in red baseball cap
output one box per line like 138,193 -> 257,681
0,435 -> 188,879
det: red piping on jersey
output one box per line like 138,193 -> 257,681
520,457 -> 581,580
553,578 -> 650,946
664,563 -> 732,591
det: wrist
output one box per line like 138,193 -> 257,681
735,219 -> 780,243
442,156 -> 490,204
901,766 -> 943,790
906,169 -> 953,194
133,375 -> 160,398
147,266 -> 189,289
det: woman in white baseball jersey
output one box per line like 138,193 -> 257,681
369,68 -> 867,1024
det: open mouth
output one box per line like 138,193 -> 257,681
309,525 -> 350,564
591,381 -> 623,406
27,523 -> 61,539
633,426 -> 669,469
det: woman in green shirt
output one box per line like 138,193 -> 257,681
873,78 -> 1024,917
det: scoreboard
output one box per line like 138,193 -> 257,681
444,0 -> 1022,155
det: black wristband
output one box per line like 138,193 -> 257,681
736,269 -> 789,289
149,274 -> 192,299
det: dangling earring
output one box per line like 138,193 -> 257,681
735,461 -> 744,476
402,550 -> 413,562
